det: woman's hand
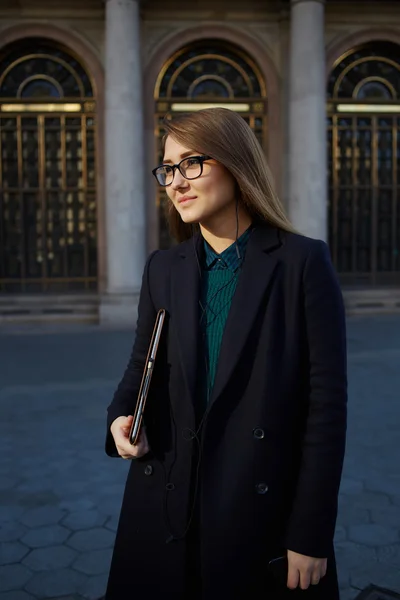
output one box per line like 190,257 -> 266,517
110,415 -> 150,460
287,549 -> 327,589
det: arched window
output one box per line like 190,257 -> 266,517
327,42 -> 400,285
0,39 -> 97,292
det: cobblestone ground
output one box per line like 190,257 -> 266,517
0,315 -> 399,600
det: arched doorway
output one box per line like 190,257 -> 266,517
0,38 -> 97,293
154,40 -> 267,248
327,41 -> 400,286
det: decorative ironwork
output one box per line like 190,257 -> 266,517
155,41 -> 267,248
328,42 -> 400,101
328,42 -> 400,285
0,38 -> 93,99
0,39 -> 97,292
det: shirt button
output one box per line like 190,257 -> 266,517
144,465 -> 153,476
253,428 -> 265,440
256,482 -> 269,495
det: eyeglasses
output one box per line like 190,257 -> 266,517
152,155 -> 211,187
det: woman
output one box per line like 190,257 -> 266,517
105,108 -> 347,600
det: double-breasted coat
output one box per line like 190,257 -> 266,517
105,223 -> 348,600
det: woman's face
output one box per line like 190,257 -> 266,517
163,136 -> 237,227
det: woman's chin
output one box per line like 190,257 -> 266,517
179,210 -> 201,224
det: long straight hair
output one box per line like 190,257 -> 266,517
161,108 -> 297,242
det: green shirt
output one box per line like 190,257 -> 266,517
199,227 -> 252,406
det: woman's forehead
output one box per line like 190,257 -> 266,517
163,137 -> 197,163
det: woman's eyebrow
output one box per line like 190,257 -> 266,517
163,150 -> 196,164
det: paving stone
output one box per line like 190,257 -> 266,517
91,469 -> 125,486
95,496 -> 122,518
348,491 -> 392,510
350,561 -> 400,591
377,544 -> 400,567
25,568 -> 87,598
59,499 -> 95,512
335,541 -> 377,570
365,475 -> 400,497
62,510 -> 107,531
334,525 -> 347,543
0,505 -> 26,522
0,541 -> 29,565
46,597 -> 84,600
72,548 -> 113,576
337,506 -> 370,527
0,521 -> 28,542
348,523 -> 400,546
370,506 -> 400,529
91,483 -> 124,497
52,482 -> 91,496
22,525 -> 71,548
47,458 -> 77,471
22,545 -> 77,571
0,564 -> 32,592
19,506 -> 66,528
78,572 -> 108,600
339,478 -> 364,495
104,515 -> 119,533
67,528 -> 115,552
339,588 -> 359,600
0,592 -> 35,600
0,476 -> 22,491
14,490 -> 61,509
16,483 -> 56,498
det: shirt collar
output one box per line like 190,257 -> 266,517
203,226 -> 252,271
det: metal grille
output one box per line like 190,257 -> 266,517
154,41 -> 267,249
0,39 -> 97,293
328,42 -> 400,286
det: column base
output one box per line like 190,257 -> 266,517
99,292 -> 139,327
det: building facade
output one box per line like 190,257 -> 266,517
0,0 -> 399,324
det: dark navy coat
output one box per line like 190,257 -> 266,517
105,224 -> 347,599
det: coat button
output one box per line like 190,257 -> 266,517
182,428 -> 196,441
253,428 -> 265,440
144,465 -> 153,476
256,482 -> 269,495
166,483 -> 175,491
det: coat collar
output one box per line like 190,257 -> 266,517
171,223 -> 283,409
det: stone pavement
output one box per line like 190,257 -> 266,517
0,315 -> 399,599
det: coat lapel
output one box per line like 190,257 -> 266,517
171,234 -> 202,405
209,224 -> 282,407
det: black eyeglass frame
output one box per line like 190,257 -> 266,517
152,155 -> 212,187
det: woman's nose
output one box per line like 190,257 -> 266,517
171,169 -> 189,189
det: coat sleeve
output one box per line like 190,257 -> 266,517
105,250 -> 158,457
283,239 -> 348,558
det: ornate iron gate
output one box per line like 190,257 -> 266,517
0,39 -> 97,292
328,42 -> 400,285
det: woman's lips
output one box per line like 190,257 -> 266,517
178,195 -> 197,204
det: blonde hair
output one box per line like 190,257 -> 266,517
161,107 -> 296,242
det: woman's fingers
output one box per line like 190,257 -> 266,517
111,416 -> 150,459
119,426 -> 150,459
120,415 -> 133,437
126,428 -> 150,457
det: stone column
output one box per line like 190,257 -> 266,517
288,0 -> 327,240
100,0 -> 146,325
